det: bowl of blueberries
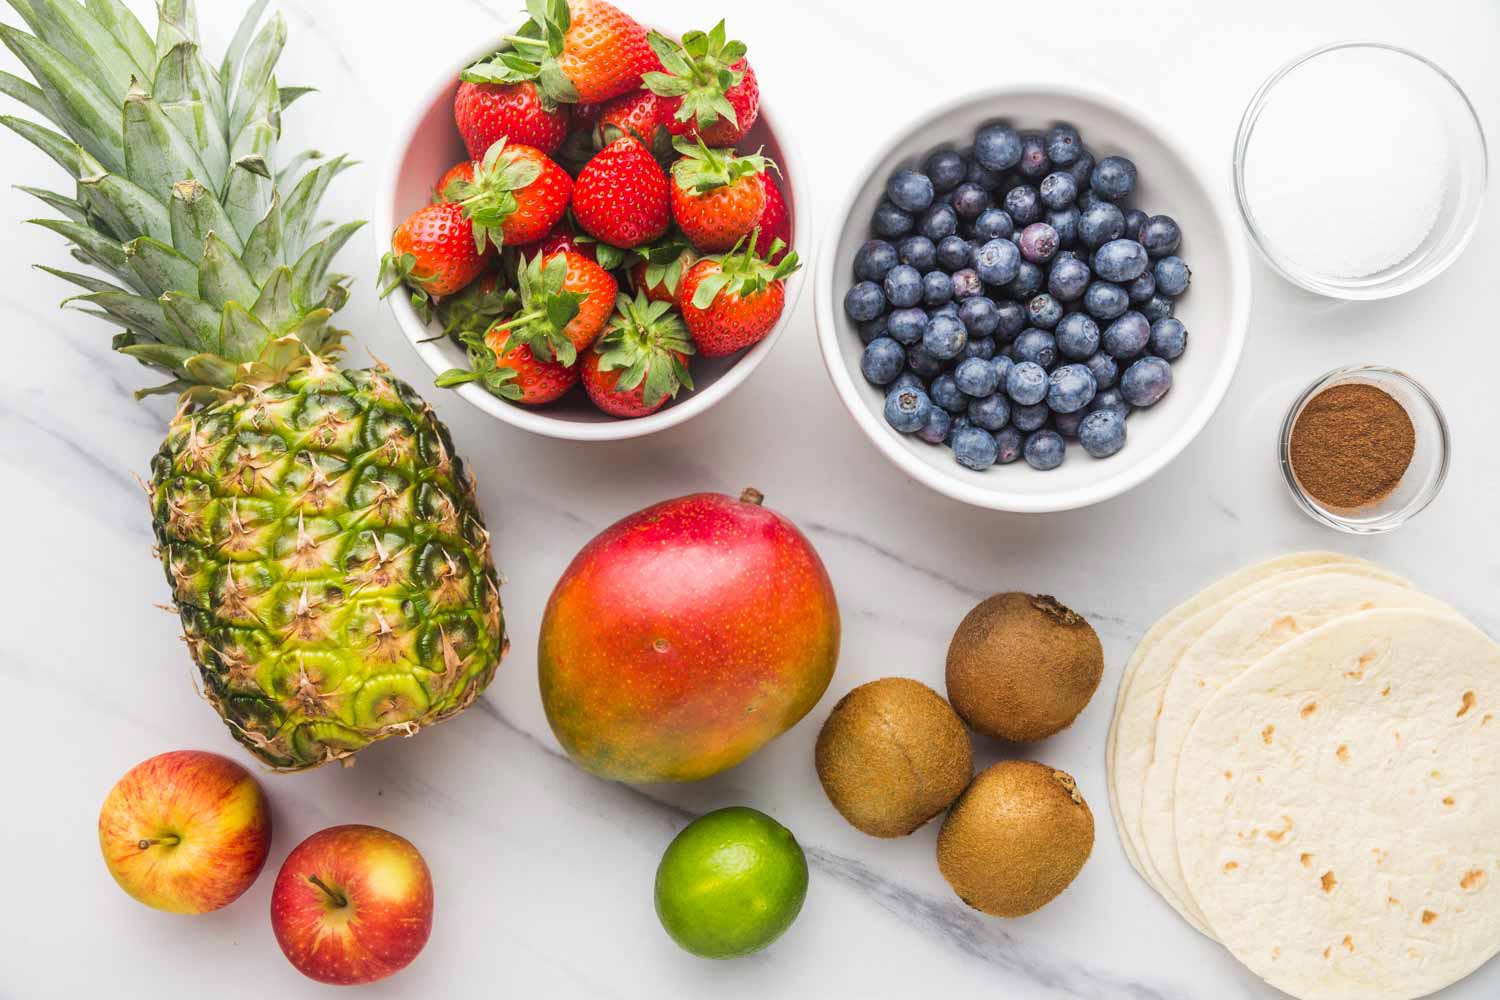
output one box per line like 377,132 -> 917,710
814,85 -> 1251,512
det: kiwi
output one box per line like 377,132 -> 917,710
945,592 -> 1103,742
815,678 -> 973,838
936,760 -> 1094,917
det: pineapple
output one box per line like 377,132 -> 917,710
1,0 -> 508,770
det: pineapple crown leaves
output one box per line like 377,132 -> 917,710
446,139 -> 543,253
595,290 -> 694,405
490,251 -> 586,366
459,0 -> 580,105
435,328 -> 524,402
669,136 -> 768,195
642,21 -> 746,130
690,230 -> 799,311
1,0 -> 363,405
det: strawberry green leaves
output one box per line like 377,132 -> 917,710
670,136 -> 768,195
595,291 -> 694,407
447,139 -> 544,253
462,0 -> 580,104
435,329 -> 524,401
494,252 -> 587,365
643,21 -> 746,131
690,232 -> 799,310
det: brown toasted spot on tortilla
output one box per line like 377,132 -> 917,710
1301,853 -> 1314,867
1461,870 -> 1486,891
1267,816 -> 1294,843
1422,910 -> 1438,924
1322,871 -> 1339,893
1323,947 -> 1332,960
1444,796 -> 1456,807
1381,685 -> 1391,697
1224,770 -> 1233,780
1271,947 -> 1281,960
1343,935 -> 1355,952
1301,702 -> 1317,718
1458,691 -> 1476,717
1262,724 -> 1275,744
1336,745 -> 1350,762
1223,861 -> 1239,873
1388,896 -> 1400,906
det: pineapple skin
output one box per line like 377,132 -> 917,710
151,364 -> 507,770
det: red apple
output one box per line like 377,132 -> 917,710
97,750 -> 271,914
271,825 -> 434,985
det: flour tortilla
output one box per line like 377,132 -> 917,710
1108,555 -> 1406,931
1140,575 -> 1450,930
1176,609 -> 1500,1000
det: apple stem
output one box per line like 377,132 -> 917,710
136,834 -> 180,851
739,487 -> 764,506
308,874 -> 348,909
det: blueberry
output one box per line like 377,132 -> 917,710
860,337 -> 906,385
962,335 -> 997,360
1067,147 -> 1095,189
951,268 -> 982,299
930,301 -> 960,319
947,414 -> 974,439
967,392 -> 1012,432
915,406 -> 952,444
1120,356 -> 1173,407
1047,363 -> 1098,414
973,238 -> 1021,286
990,355 -> 1014,388
891,372 -> 925,393
883,265 -> 923,308
937,235 -> 973,272
1149,318 -> 1188,360
949,183 -> 991,222
931,372 -> 968,412
1154,256 -> 1191,297
1026,295 -> 1064,330
918,203 -> 959,241
886,307 -> 926,345
1090,388 -> 1129,417
1017,133 -> 1050,179
1093,239 -> 1150,282
922,270 -> 953,306
1076,189 -> 1106,211
859,316 -> 888,345
994,426 -> 1024,463
951,425 -> 1000,471
1053,409 -> 1085,438
1044,123 -> 1083,166
1003,185 -> 1042,225
884,384 -> 932,433
1103,311 -> 1151,359
854,240 -> 898,282
906,345 -> 944,377
1141,294 -> 1175,322
925,148 -> 967,193
1086,352 -> 1120,390
844,281 -> 885,322
1139,214 -> 1182,257
994,300 -> 1027,341
958,296 -> 1000,337
1038,172 -> 1078,211
1024,429 -> 1066,470
1056,312 -> 1101,359
1127,269 -> 1156,304
1011,402 -> 1050,432
897,235 -> 937,271
1079,201 -> 1126,249
973,208 -> 1015,242
923,313 -> 967,360
1078,409 -> 1127,458
1122,208 -> 1149,242
1090,155 -> 1137,201
1018,223 -> 1060,264
1002,261 -> 1045,300
1084,280 -> 1130,320
1047,207 -> 1080,247
955,356 -> 999,397
1006,360 -> 1048,405
1048,256 -> 1092,301
965,159 -> 1003,191
974,123 -> 1023,171
1012,328 -> 1058,367
888,169 -> 934,213
872,199 -> 913,238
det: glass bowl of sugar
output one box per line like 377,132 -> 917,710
1235,42 -> 1487,299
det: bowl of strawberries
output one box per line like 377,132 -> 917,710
376,0 -> 807,440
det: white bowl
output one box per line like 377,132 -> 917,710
375,39 -> 811,442
814,85 -> 1251,513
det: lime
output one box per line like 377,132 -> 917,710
653,806 -> 809,959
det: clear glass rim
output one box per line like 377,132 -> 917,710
1233,41 -> 1489,300
1278,365 -> 1451,534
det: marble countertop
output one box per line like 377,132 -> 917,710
3,1 -> 1498,997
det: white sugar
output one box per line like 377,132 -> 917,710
1244,57 -> 1449,278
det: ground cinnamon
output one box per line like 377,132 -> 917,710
1289,383 -> 1415,509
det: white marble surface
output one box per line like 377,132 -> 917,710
2,1 -> 1498,997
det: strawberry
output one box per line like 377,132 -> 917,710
537,226 -> 595,260
669,138 -> 769,253
571,137 -> 670,249
582,292 -> 695,418
594,89 -> 672,157
447,139 -> 573,251
436,160 -> 475,201
433,272 -> 515,340
379,201 -> 489,315
494,251 -> 618,366
678,234 -> 800,358
453,80 -> 570,159
435,324 -> 579,406
754,174 -> 792,262
463,0 -> 658,105
626,235 -> 697,306
643,22 -> 759,146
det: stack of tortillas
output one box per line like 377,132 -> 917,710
1107,552 -> 1500,1000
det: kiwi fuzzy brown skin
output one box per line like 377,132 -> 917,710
936,760 -> 1094,917
945,593 -> 1104,742
815,678 -> 973,838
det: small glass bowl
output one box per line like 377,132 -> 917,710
1234,42 -> 1488,299
1279,366 -> 1449,534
